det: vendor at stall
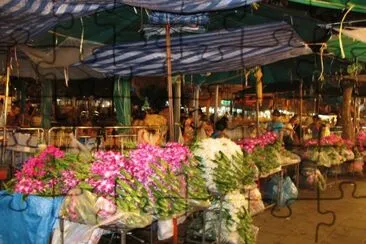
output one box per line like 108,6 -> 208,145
308,114 -> 324,139
7,103 -> 21,126
283,114 -> 300,147
267,109 -> 284,138
212,118 -> 228,139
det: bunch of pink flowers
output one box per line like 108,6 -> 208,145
14,145 -> 78,195
237,132 -> 278,153
304,134 -> 354,148
87,143 -> 191,195
357,131 -> 366,151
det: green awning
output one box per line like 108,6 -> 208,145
327,35 -> 366,62
289,0 -> 366,13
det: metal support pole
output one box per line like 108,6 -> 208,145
165,24 -> 175,142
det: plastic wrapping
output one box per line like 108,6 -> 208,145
60,188 -> 153,229
264,176 -> 298,207
51,220 -> 107,244
245,187 -> 265,216
157,216 -> 186,240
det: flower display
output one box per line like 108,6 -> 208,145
357,131 -> 366,151
237,132 -> 278,153
302,134 -> 355,167
193,138 -> 257,194
304,134 -> 354,148
204,191 -> 255,244
9,145 -> 90,195
237,133 -> 282,175
84,143 -> 192,218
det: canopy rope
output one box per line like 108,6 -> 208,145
79,17 -> 85,61
339,5 -> 355,59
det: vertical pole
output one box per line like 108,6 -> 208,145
165,24 -> 174,141
174,76 -> 181,141
354,97 -> 359,137
172,217 -> 178,244
299,80 -> 303,143
2,52 -> 10,163
4,54 -> 10,127
193,86 -> 200,128
214,85 -> 219,124
342,83 -> 354,141
256,99 -> 260,136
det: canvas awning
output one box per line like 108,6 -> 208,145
79,22 -> 312,77
0,0 -> 260,47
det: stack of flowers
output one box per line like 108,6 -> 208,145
8,146 -> 90,195
303,134 -> 354,167
204,190 -> 255,243
237,132 -> 278,154
193,138 -> 257,243
304,134 -> 354,148
237,132 -> 281,175
85,143 -> 192,219
193,138 -> 257,194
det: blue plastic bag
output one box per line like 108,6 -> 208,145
0,191 -> 64,244
263,176 -> 298,207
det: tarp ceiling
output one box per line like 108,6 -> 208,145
33,4 -> 328,46
0,0 -> 260,48
79,22 -> 312,76
1,2 -> 332,84
2,53 -> 105,80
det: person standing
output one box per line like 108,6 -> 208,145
267,109 -> 284,139
308,114 -> 323,139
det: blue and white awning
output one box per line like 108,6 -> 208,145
0,1 -> 119,47
79,22 -> 312,77
0,0 -> 259,48
122,0 -> 259,13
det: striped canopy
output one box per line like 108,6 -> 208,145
0,0 -> 259,48
0,1 -> 118,48
121,0 -> 259,13
79,22 -> 312,77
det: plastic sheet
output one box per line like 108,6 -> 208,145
0,191 -> 64,244
60,188 -> 153,229
51,220 -> 107,244
245,187 -> 265,216
263,176 -> 298,207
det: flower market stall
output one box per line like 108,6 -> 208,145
2,137 -> 263,244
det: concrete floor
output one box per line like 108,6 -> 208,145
254,178 -> 366,244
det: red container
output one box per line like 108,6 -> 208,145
0,167 -> 8,180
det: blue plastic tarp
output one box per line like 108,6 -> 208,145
0,191 -> 64,244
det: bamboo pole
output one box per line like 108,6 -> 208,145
193,86 -> 200,128
342,83 -> 354,141
174,76 -> 181,141
256,99 -> 260,136
165,24 -> 174,141
2,51 -> 10,163
299,80 -> 303,143
214,85 -> 219,124
4,58 -> 10,127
